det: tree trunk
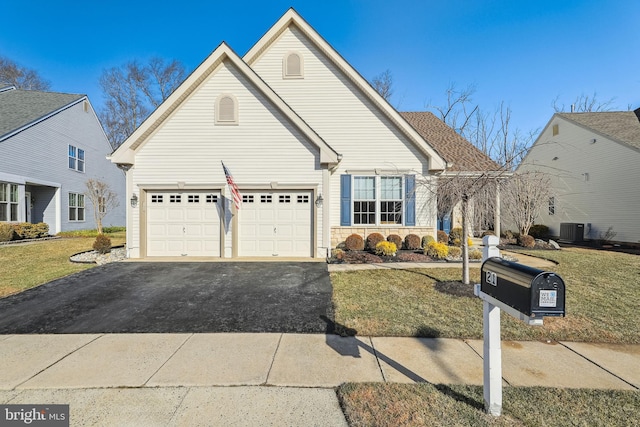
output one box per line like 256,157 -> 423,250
462,194 -> 470,285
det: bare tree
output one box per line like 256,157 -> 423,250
552,92 -> 616,113
85,179 -> 120,234
99,57 -> 185,148
0,56 -> 50,90
371,69 -> 394,101
501,171 -> 552,236
428,83 -> 535,169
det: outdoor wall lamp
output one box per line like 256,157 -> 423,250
315,194 -> 323,208
130,194 -> 138,208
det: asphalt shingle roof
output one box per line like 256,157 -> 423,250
400,111 -> 501,172
557,110 -> 640,150
0,88 -> 84,140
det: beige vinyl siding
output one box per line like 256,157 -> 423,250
519,117 -> 640,243
250,26 -> 433,228
130,60 -> 324,257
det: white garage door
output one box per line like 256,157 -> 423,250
147,191 -> 221,257
239,191 -> 313,257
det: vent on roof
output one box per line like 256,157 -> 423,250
283,52 -> 303,79
216,94 -> 238,124
552,124 -> 559,136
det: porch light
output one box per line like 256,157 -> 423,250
315,194 -> 323,208
130,194 -> 138,208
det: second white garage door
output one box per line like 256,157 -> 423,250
147,191 -> 221,257
239,190 -> 313,257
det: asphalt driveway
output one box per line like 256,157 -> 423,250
0,262 -> 334,334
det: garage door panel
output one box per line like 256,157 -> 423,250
239,191 -> 312,257
147,191 -> 221,257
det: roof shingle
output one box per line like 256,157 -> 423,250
557,110 -> 640,150
400,111 -> 501,172
0,88 -> 84,140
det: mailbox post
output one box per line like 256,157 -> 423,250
474,236 -> 565,416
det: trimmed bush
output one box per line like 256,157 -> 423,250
529,224 -> 550,239
404,234 -> 422,250
366,233 -> 385,251
375,241 -> 397,256
503,230 -> 514,239
448,246 -> 462,258
481,230 -> 495,237
9,222 -> 49,240
332,248 -> 345,261
437,230 -> 448,243
386,234 -> 403,249
469,248 -> 483,260
518,234 -> 535,248
449,227 -> 463,247
0,223 -> 15,242
92,234 -> 112,254
344,234 -> 365,251
422,235 -> 435,247
425,241 -> 449,259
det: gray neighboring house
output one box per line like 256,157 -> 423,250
0,86 -> 125,234
519,109 -> 640,244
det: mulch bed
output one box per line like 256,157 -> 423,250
332,250 -> 436,264
434,281 -> 476,298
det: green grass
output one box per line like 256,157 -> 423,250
0,231 -> 125,298
331,247 -> 640,343
337,383 -> 640,427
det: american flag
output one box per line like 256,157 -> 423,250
222,161 -> 241,210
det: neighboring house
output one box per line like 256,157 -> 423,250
0,86 -> 125,234
110,9 -> 493,259
518,109 -> 640,244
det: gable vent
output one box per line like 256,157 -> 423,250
216,94 -> 238,124
284,52 -> 303,78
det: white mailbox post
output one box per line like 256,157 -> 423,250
474,235 -> 566,416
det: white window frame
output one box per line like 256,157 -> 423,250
0,183 -> 19,222
68,144 -> 85,172
283,51 -> 304,79
215,94 -> 238,125
352,175 -> 404,226
69,192 -> 85,222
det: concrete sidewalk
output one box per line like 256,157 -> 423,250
1,333 -> 638,425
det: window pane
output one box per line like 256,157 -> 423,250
0,204 -> 6,221
10,185 -> 18,203
69,158 -> 76,169
381,177 -> 402,200
381,201 -> 402,224
354,177 -> 375,199
69,193 -> 76,207
78,194 -> 85,208
353,201 -> 375,225
78,149 -> 84,160
10,204 -> 18,221
69,208 -> 76,221
0,183 -> 6,202
78,208 -> 85,221
69,145 -> 76,157
78,160 -> 84,172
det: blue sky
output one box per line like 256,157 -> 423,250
2,0 -> 639,135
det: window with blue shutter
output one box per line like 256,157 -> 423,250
405,175 -> 416,226
340,174 -> 351,226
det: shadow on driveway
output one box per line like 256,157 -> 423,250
0,262 -> 334,334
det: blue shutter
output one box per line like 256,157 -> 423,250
340,174 -> 352,226
405,175 -> 416,226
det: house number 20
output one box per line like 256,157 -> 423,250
486,270 -> 498,287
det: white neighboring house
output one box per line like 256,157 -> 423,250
0,87 -> 125,234
518,109 -> 640,244
111,9 -> 498,259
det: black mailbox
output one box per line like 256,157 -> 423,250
481,257 -> 565,318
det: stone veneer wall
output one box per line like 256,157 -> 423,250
331,227 -> 436,248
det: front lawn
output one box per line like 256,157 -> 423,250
338,383 -> 640,427
0,232 -> 125,298
331,247 -> 640,343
